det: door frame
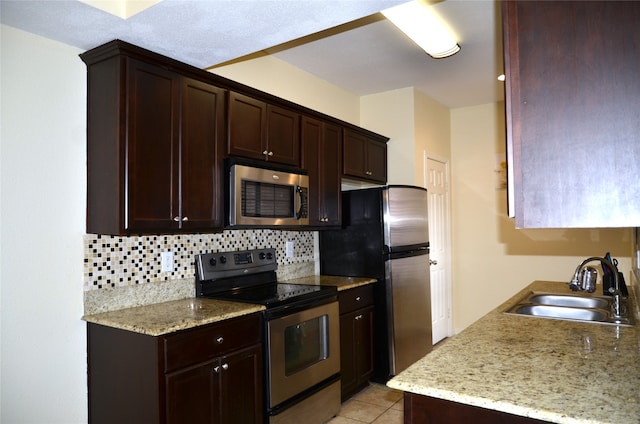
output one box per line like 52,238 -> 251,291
424,151 -> 453,340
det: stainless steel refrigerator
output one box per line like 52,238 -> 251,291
319,185 -> 432,383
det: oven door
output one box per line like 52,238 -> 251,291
266,301 -> 340,408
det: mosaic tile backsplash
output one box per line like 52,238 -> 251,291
83,229 -> 315,291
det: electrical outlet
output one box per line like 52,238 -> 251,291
161,251 -> 174,273
286,241 -> 294,258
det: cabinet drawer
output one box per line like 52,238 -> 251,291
163,313 -> 261,372
339,285 -> 374,315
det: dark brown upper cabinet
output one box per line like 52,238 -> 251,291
81,44 -> 225,235
301,116 -> 342,227
228,91 -> 300,167
503,0 -> 640,228
343,128 -> 387,184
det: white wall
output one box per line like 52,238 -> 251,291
1,25 -> 87,423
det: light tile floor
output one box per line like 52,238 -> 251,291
327,383 -> 404,424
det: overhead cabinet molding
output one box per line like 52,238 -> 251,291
503,0 -> 640,228
81,40 -> 388,235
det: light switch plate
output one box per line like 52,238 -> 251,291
161,251 -> 174,272
286,241 -> 294,258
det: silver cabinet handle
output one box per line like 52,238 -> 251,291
429,259 -> 438,266
216,336 -> 224,344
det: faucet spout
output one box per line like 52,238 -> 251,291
569,256 -> 628,324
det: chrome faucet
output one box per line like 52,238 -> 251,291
569,256 -> 629,324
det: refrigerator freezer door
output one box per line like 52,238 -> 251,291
383,186 -> 429,250
386,252 -> 432,375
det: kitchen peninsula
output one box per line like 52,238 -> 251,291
387,280 -> 640,424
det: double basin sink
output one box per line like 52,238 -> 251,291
505,291 -> 635,326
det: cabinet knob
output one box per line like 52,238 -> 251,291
213,365 -> 220,373
355,314 -> 363,320
216,336 -> 224,344
268,151 -> 274,157
262,150 -> 269,155
173,216 -> 189,222
182,216 -> 188,222
366,171 -> 372,176
222,363 -> 229,371
355,296 -> 361,302
173,216 -> 180,222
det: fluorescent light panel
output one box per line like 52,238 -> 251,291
382,1 -> 460,59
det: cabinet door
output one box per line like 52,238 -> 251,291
365,139 -> 387,184
321,122 -> 342,225
266,105 -> 300,166
343,129 -> 368,180
503,1 -> 640,227
228,91 -> 267,161
126,59 -> 180,231
219,344 -> 263,424
181,78 -> 225,229
355,306 -> 374,385
165,360 -> 218,424
339,311 -> 358,400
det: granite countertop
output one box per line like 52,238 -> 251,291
283,275 -> 376,291
82,298 -> 264,336
387,280 -> 640,424
82,275 -> 375,336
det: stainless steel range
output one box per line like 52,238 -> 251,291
195,248 -> 341,424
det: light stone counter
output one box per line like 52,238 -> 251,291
82,298 -> 264,336
387,280 -> 640,424
82,275 -> 371,336
283,275 -> 376,291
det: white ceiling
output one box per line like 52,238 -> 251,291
0,0 -> 503,108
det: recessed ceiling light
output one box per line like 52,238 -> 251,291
382,1 -> 460,59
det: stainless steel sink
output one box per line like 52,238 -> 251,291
508,304 -> 608,321
504,291 -> 634,326
527,294 -> 610,309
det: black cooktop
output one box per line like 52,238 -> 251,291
207,282 -> 337,308
194,248 -> 337,310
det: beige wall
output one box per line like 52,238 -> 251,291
214,57 -> 634,332
211,55 -> 360,125
450,102 -> 632,331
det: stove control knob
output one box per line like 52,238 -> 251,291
209,257 -> 217,266
259,252 -> 266,260
219,255 -> 227,264
266,252 -> 273,260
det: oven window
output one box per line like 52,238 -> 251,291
283,314 -> 329,375
242,180 -> 293,218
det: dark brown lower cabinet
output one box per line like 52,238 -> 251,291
339,285 -> 374,401
87,313 -> 263,424
404,393 -> 550,424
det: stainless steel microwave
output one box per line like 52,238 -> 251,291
228,163 -> 309,227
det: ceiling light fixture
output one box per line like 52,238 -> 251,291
382,0 -> 461,59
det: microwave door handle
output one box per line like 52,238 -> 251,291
295,186 -> 307,219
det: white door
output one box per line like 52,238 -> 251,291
425,155 -> 452,344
